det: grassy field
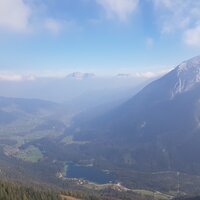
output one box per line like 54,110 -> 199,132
133,189 -> 173,200
61,136 -> 89,145
15,145 -> 43,163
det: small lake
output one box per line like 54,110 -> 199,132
66,163 -> 116,184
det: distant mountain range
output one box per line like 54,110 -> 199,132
0,72 -> 147,103
76,56 -> 200,173
0,96 -> 61,124
116,73 -> 132,78
65,72 -> 96,80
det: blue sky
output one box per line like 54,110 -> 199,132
0,0 -> 200,78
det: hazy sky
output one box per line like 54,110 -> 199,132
0,0 -> 200,76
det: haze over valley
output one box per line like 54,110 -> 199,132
1,0 -> 200,199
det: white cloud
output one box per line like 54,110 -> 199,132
152,0 -> 200,33
96,0 -> 139,21
134,69 -> 170,79
183,25 -> 200,47
152,0 -> 200,47
0,0 -> 31,32
0,74 -> 23,81
0,70 -> 73,81
0,1 -> 69,34
153,0 -> 176,9
0,72 -> 36,81
0,69 -> 171,81
44,19 -> 62,35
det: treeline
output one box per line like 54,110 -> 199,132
0,180 -> 130,200
0,181 -> 60,200
0,179 -> 167,200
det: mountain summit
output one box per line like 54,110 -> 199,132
78,56 -> 200,173
66,72 -> 96,80
131,55 -> 200,102
170,56 -> 200,97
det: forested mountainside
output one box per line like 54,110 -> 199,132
0,179 -> 181,200
0,180 -> 60,200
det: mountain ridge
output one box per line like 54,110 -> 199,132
74,55 -> 200,173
